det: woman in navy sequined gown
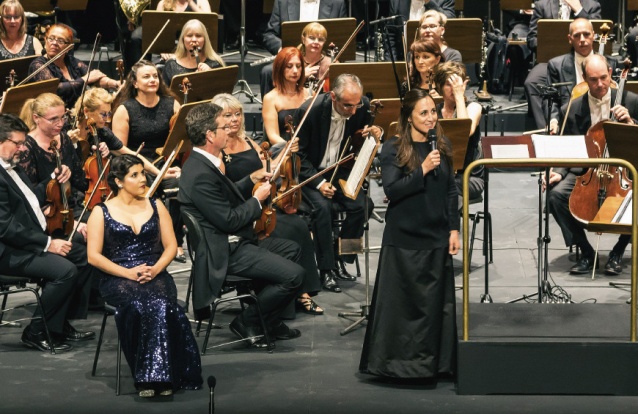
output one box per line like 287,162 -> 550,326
87,154 -> 202,397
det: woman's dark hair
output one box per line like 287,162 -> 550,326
395,88 -> 451,172
107,154 -> 144,195
272,46 -> 305,95
409,39 -> 443,89
112,60 -> 176,111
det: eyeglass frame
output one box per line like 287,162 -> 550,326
5,137 -> 26,147
2,14 -> 21,21
420,24 -> 442,31
46,36 -> 70,45
336,98 -> 364,110
38,114 -> 68,125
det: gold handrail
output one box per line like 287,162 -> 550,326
461,157 -> 638,342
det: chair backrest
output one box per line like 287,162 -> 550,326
181,210 -> 203,261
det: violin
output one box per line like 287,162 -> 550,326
45,140 -> 73,237
340,99 -> 383,170
6,69 -> 15,87
116,59 -> 125,85
253,142 -> 277,240
83,120 -> 111,210
568,60 -> 633,224
275,115 -> 302,214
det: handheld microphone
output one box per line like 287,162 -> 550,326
428,129 -> 438,177
208,375 -> 216,414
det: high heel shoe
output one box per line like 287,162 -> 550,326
296,295 -> 324,315
139,389 -> 155,398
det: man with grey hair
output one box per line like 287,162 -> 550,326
294,74 -> 383,292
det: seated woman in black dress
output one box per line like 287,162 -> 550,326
111,60 -> 187,262
87,154 -> 202,397
212,93 -> 324,315
360,88 -> 460,381
262,46 -> 309,147
28,24 -> 121,108
161,18 -> 225,86
0,0 -> 42,60
402,39 -> 444,97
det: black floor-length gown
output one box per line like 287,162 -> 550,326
97,198 -> 202,391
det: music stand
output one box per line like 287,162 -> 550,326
141,11 -> 218,55
536,19 -> 613,64
168,65 -> 238,103
371,98 -> 401,139
406,18 -> 483,64
439,118 -> 472,173
328,62 -> 407,99
156,101 -> 206,158
281,18 -> 357,62
22,0 -> 88,11
0,56 -> 37,94
0,78 -> 59,115
499,0 -> 532,34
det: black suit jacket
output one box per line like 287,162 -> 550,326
294,93 -> 372,190
262,0 -> 347,55
547,52 -> 617,122
527,0 -> 601,51
177,150 -> 261,311
0,165 -> 49,262
557,89 -> 638,177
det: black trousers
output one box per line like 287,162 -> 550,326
227,237 -> 304,327
0,238 -> 92,334
524,63 -> 549,130
301,183 -> 366,270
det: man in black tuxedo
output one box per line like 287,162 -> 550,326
178,103 -> 304,348
385,0 -> 456,61
546,18 -> 616,134
548,54 -> 638,275
524,0 -> 601,130
259,0 -> 347,97
294,74 -> 382,292
0,114 -> 94,352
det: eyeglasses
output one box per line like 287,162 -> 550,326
39,114 -> 68,125
98,111 -> 112,120
306,35 -> 326,43
420,24 -> 441,31
6,137 -> 25,147
2,15 -> 21,21
215,126 -> 231,132
222,111 -> 242,120
46,36 -> 69,45
337,99 -> 363,110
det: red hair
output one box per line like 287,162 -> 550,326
272,47 -> 305,95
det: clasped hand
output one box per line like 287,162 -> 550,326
129,264 -> 155,284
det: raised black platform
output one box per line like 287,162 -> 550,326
457,303 -> 638,395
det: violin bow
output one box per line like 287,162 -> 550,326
139,19 -> 171,63
146,140 -> 183,198
403,30 -> 410,93
17,43 -> 75,86
72,33 -> 102,129
329,136 -> 351,187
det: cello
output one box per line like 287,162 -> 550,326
568,59 -> 633,224
83,120 -> 111,210
45,140 -> 73,237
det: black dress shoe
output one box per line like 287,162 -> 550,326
63,322 -> 95,342
21,329 -> 73,352
605,252 -> 623,275
569,255 -> 598,275
173,253 -> 187,263
320,270 -> 341,293
333,267 -> 356,282
269,322 -> 301,340
229,317 -> 273,348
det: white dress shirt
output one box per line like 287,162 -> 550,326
300,0 -> 320,22
588,88 -> 612,126
410,0 -> 426,20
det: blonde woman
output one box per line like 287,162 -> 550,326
417,10 -> 462,63
161,19 -> 225,85
157,0 -> 211,12
0,0 -> 42,60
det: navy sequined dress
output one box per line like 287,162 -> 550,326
97,198 -> 202,391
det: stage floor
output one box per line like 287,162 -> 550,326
1,171 -> 637,412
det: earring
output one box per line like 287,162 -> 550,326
118,184 -> 123,188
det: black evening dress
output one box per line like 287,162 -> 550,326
222,139 -> 321,315
29,54 -> 89,108
97,198 -> 202,391
359,136 -> 459,379
161,58 -> 222,85
0,34 -> 36,59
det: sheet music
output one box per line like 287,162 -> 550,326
490,145 -> 530,159
531,134 -> 588,159
612,190 -> 633,225
344,136 -> 376,195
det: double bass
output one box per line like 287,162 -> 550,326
568,60 -> 633,224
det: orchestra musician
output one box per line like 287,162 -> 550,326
294,74 -> 382,291
547,54 -> 638,275
359,88 -> 459,380
262,47 -> 309,148
386,0 -> 456,61
161,19 -> 225,86
111,60 -> 187,263
0,113 -> 94,353
178,102 -> 304,348
432,61 -> 484,208
259,0 -> 347,98
546,18 -> 617,135
212,92 -> 324,314
524,2 -> 601,130
416,10 -> 462,63
402,39 -> 444,97
27,24 -> 121,109
0,0 -> 42,60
